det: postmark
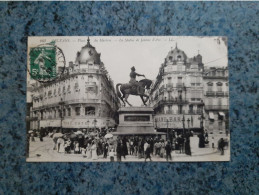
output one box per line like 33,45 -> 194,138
29,42 -> 65,83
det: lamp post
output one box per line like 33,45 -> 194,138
166,119 -> 169,140
59,98 -> 65,133
93,118 -> 97,134
86,120 -> 89,134
154,119 -> 157,130
187,118 -> 190,134
182,115 -> 185,136
106,119 -> 110,129
200,100 -> 205,134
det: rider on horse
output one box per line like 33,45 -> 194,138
129,66 -> 145,94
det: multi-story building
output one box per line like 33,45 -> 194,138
149,45 -> 205,135
203,67 -> 229,134
28,38 -> 120,131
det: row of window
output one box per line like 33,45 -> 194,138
35,106 -> 96,120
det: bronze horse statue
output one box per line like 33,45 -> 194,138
116,79 -> 153,107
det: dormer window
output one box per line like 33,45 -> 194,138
177,55 -> 181,61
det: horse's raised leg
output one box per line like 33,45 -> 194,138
124,94 -> 132,107
140,96 -> 147,106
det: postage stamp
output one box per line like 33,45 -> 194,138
29,42 -> 65,82
30,45 -> 56,80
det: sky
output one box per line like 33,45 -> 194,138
28,36 -> 228,105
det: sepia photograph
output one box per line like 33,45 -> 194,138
26,36 -> 230,162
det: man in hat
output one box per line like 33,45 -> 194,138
129,66 -> 145,94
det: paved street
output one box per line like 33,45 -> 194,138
27,134 -> 230,162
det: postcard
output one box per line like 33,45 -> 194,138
26,36 -> 230,162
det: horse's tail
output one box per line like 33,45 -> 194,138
116,83 -> 123,99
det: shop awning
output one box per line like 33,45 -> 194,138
113,126 -> 166,135
112,131 -> 166,135
209,112 -> 214,120
219,112 -> 225,117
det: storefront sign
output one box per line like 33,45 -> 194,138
40,120 -> 60,127
62,118 -> 115,128
154,114 -> 201,129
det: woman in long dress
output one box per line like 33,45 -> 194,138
57,137 -> 65,153
91,141 -> 98,160
86,143 -> 92,159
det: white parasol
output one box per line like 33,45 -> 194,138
53,133 -> 63,138
75,131 -> 83,135
104,133 -> 113,139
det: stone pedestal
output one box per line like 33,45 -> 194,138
113,107 -> 164,135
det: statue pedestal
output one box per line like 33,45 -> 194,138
113,107 -> 164,135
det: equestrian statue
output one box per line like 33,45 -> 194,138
116,66 -> 153,107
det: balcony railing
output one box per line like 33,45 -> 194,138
166,110 -> 174,114
206,91 -> 215,96
176,83 -> 184,88
166,83 -> 174,88
216,91 -> 224,96
164,98 -> 188,104
153,98 -> 189,108
188,110 -> 195,114
85,82 -> 97,86
205,105 -> 229,110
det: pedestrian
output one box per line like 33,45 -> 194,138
126,139 -> 130,155
149,138 -> 154,155
57,137 -> 64,153
91,141 -> 98,160
86,143 -> 92,159
211,137 -> 215,149
178,135 -> 184,154
160,140 -> 165,158
198,133 -> 205,148
109,148 -> 115,162
144,143 -> 152,162
130,139 -> 134,155
74,141 -> 80,154
31,131 -> 35,142
39,128 -> 44,142
204,130 -> 209,144
144,140 -> 149,159
103,141 -> 109,159
185,137 -> 191,156
64,139 -> 71,154
122,137 -> 128,159
116,141 -> 122,162
218,138 -> 225,155
165,141 -> 172,161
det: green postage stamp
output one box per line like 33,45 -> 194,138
29,45 -> 56,80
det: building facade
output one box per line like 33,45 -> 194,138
149,45 -> 205,134
28,38 -> 120,131
203,67 -> 229,134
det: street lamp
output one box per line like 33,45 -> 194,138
154,119 -> 157,130
106,119 -> 110,129
93,118 -> 97,133
86,120 -> 89,134
59,98 -> 65,133
166,119 -> 169,140
187,118 -> 190,134
182,115 -> 185,136
200,100 -> 205,134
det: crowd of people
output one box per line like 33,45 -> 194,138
28,128 -> 229,161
